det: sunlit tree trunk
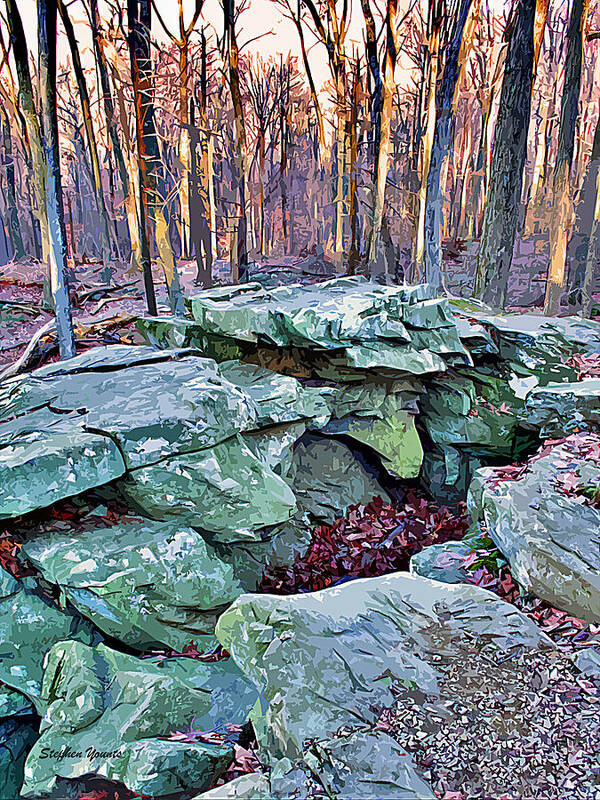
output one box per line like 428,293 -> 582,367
348,55 -> 361,273
544,0 -> 588,314
38,0 -> 76,358
224,0 -> 249,282
127,0 -> 158,315
474,0 -> 536,308
58,0 -> 113,266
414,4 -> 441,281
368,0 -> 399,278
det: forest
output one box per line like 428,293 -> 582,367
0,0 -> 599,355
2,0 -> 600,799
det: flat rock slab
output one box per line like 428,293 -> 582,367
0,346 -> 333,520
457,311 -> 600,382
0,419 -> 125,520
469,434 -> 600,623
186,276 -> 470,377
216,572 -> 552,795
524,379 -> 600,438
22,641 -> 259,799
21,511 -> 247,651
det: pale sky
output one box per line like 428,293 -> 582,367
13,0 -> 377,96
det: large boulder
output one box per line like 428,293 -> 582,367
181,276 -> 471,380
21,510 -> 247,651
468,434 -> 600,623
216,572 -> 552,797
119,434 -> 298,538
418,366 -> 531,503
0,408 -> 125,520
22,641 -> 259,799
0,347 -> 332,522
0,566 -> 95,712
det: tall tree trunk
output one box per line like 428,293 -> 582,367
5,0 -> 50,267
258,129 -> 266,254
58,0 -> 113,267
189,98 -> 213,287
127,0 -> 157,315
422,0 -> 473,290
38,0 -> 76,359
130,0 -> 184,314
224,0 -> 249,282
178,30 -> 191,259
0,107 -> 25,259
474,0 -> 537,308
414,3 -> 441,281
348,56 -> 361,273
190,33 -> 213,286
579,114 -> 600,316
280,59 -> 289,254
368,0 -> 399,278
90,0 -> 132,260
544,0 -> 588,314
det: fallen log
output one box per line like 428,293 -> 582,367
0,313 -> 139,381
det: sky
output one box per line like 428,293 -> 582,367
13,0 -> 375,96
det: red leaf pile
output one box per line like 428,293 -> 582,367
261,491 -> 469,594
463,560 -> 597,648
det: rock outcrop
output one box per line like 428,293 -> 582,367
469,434 -> 600,623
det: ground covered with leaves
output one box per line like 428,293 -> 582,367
384,647 -> 600,800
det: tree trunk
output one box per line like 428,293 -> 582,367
348,56 -> 361,273
90,0 -> 132,260
224,0 -> 249,282
474,0 -> 536,308
543,0 -> 588,314
189,97 -> 213,287
0,107 -> 25,259
5,0 -> 50,267
127,0 -> 158,315
58,0 -> 113,267
414,3 -> 441,281
38,0 -> 76,359
178,38 -> 191,260
130,0 -> 185,314
367,0 -> 399,278
422,0 -> 473,290
571,108 -> 600,314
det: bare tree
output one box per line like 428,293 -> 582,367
223,0 -> 250,281
38,0 -> 76,358
543,0 -> 589,314
474,0 -> 538,308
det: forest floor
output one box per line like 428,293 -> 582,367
2,234 -> 597,371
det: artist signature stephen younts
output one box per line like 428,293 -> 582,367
38,745 -> 125,761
